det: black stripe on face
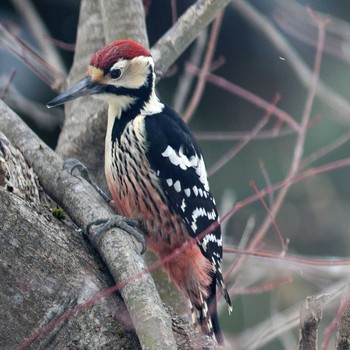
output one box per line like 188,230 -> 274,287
110,68 -> 153,142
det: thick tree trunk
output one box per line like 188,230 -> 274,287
0,132 -> 140,349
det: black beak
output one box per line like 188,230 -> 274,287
47,76 -> 104,108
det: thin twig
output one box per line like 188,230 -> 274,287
195,127 -> 296,140
245,8 -> 327,256
259,160 -> 275,209
300,132 -> 350,169
231,0 -> 350,123
224,246 -> 350,267
275,0 -> 350,64
151,0 -> 232,77
208,94 -> 280,177
173,29 -> 208,114
0,75 -> 63,130
0,21 -> 65,86
183,11 -> 223,123
170,0 -> 177,23
0,69 -> 16,100
249,180 -> 288,255
10,0 -> 66,74
187,63 -> 300,131
42,34 -> 76,51
238,277 -> 293,295
322,282 -> 350,350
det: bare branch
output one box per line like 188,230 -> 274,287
187,64 -> 300,131
299,295 -> 327,350
173,29 -> 208,114
335,282 -> 350,350
207,94 -> 279,176
10,0 -> 67,74
183,11 -> 223,123
231,0 -> 350,124
244,9 -> 327,256
152,0 -> 232,77
0,75 -> 63,131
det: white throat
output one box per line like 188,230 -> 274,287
141,91 -> 164,115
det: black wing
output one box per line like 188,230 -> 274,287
144,105 -> 222,265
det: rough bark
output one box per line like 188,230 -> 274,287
336,283 -> 350,350
0,121 -> 221,348
0,101 -> 178,349
0,132 -> 140,349
298,295 -> 327,350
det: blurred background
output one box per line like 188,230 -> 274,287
1,1 -> 350,348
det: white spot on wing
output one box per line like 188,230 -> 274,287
161,146 -> 210,192
191,221 -> 197,232
184,188 -> 191,197
181,198 -> 186,212
166,178 -> 173,186
196,156 -> 210,191
201,233 -> 222,252
174,180 -> 181,192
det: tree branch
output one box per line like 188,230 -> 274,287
152,0 -> 231,77
231,0 -> 350,124
298,295 -> 327,350
0,100 -> 177,350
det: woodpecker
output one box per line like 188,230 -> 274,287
47,40 -> 232,344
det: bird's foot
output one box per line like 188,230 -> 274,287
63,158 -> 111,203
87,216 -> 147,255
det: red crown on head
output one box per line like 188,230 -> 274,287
90,40 -> 151,70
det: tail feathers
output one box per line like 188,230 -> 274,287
216,267 -> 233,314
191,282 -> 225,345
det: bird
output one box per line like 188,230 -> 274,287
47,39 -> 232,344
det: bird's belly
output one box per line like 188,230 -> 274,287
105,140 -> 214,307
106,147 -> 187,251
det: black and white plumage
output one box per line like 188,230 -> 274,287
47,40 -> 232,344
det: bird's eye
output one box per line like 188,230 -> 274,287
110,68 -> 122,79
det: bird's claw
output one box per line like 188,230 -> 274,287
63,158 -> 111,202
87,216 -> 146,255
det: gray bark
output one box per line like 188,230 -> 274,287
0,101 -> 177,349
0,102 -> 222,349
0,131 -> 139,349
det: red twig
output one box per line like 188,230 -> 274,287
208,94 -> 280,177
170,0 -> 177,23
249,180 -> 288,255
258,160 -> 274,208
224,247 -> 350,267
242,7 -> 327,260
300,132 -> 350,169
221,157 -> 350,232
0,69 -> 16,100
237,277 -> 293,295
0,21 -> 64,86
183,12 -> 223,123
186,63 -> 300,131
42,34 -> 76,51
322,286 -> 350,350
